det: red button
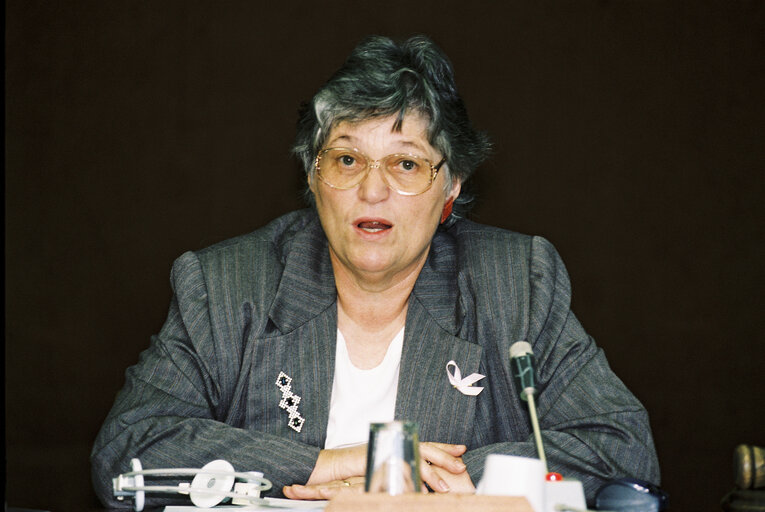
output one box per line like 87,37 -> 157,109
546,472 -> 563,481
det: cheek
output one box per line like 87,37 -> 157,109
315,189 -> 353,234
314,187 -> 337,213
408,197 -> 445,235
426,193 -> 448,218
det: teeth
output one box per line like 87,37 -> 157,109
358,221 -> 389,232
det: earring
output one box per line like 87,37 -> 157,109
440,198 -> 454,224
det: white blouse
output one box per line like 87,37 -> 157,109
324,327 -> 404,449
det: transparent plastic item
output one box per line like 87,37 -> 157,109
365,421 -> 421,495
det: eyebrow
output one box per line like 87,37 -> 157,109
327,134 -> 429,154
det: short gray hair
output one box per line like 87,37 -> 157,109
292,35 -> 491,220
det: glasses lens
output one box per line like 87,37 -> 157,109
317,148 -> 368,189
382,154 -> 433,194
316,149 -> 435,194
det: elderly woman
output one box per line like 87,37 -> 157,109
92,35 -> 660,507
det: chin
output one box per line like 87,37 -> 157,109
351,259 -> 393,275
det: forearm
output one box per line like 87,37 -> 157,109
462,409 -> 660,503
91,414 -> 321,507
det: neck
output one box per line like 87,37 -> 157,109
331,251 -> 427,333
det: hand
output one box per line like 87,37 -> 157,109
283,476 -> 365,500
425,463 -> 475,494
419,442 -> 474,494
283,444 -> 366,499
306,444 -> 367,485
282,441 -> 473,500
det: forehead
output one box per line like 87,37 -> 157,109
326,113 -> 434,154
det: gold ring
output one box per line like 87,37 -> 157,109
343,480 -> 352,486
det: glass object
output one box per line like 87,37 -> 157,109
365,421 -> 421,494
315,148 -> 445,196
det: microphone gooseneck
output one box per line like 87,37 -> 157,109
510,341 -> 547,473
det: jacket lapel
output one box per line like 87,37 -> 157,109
396,296 -> 483,445
395,230 -> 482,445
244,214 -> 338,447
246,306 -> 337,448
268,215 -> 337,333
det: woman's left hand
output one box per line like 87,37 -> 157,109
418,442 -> 474,493
424,463 -> 475,494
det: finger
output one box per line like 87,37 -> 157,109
430,465 -> 476,494
283,484 -> 325,500
422,442 -> 467,456
419,459 -> 451,493
284,484 -> 332,500
318,480 -> 364,499
419,443 -> 467,474
285,477 -> 365,500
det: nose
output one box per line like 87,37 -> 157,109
357,162 -> 391,203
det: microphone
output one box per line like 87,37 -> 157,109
510,341 -> 547,473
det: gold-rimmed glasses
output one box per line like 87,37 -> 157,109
314,147 -> 446,196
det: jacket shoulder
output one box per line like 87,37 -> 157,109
446,219 -> 570,342
194,209 -> 314,266
447,219 -> 534,269
169,209 -> 317,333
449,218 -> 563,275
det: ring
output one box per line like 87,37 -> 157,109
343,480 -> 352,486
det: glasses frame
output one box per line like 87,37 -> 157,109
314,147 -> 446,196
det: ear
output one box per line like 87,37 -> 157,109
307,171 -> 316,194
440,179 -> 462,224
447,179 -> 461,202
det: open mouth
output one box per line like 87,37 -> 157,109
356,220 -> 392,233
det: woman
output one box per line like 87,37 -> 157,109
92,35 -> 660,507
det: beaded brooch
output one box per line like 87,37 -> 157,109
276,371 -> 306,432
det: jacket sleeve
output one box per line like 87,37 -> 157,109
462,236 -> 660,503
90,251 -> 320,508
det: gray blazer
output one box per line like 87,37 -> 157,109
91,209 -> 660,507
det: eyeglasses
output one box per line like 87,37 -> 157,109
314,147 -> 446,196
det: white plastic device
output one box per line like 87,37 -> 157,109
112,458 -> 272,511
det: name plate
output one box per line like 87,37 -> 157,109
326,493 -> 533,512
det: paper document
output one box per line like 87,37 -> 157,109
164,497 -> 327,511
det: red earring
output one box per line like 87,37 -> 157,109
440,198 -> 454,224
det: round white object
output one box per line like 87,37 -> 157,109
130,458 -> 145,512
189,459 -> 235,507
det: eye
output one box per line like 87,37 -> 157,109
400,159 -> 417,171
390,157 -> 421,173
340,154 -> 356,167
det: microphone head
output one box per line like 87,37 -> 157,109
509,341 -> 538,400
510,341 -> 533,359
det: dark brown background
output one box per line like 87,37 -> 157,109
6,2 -> 764,511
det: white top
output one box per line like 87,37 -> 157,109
324,327 -> 404,449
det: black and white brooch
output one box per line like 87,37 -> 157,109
276,371 -> 305,433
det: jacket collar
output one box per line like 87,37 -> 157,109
268,213 -> 337,333
410,228 -> 465,336
268,211 -> 464,336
